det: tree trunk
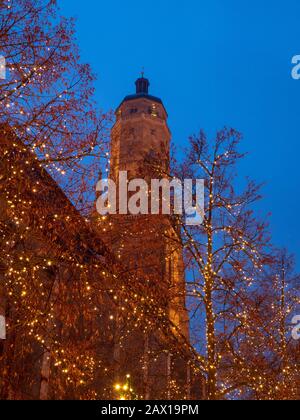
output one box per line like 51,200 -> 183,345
39,274 -> 59,400
39,349 -> 51,400
206,283 -> 217,400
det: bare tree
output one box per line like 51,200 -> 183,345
169,128 -> 272,399
0,0 -> 111,211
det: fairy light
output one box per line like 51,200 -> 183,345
0,135 -> 198,401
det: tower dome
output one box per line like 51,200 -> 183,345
135,76 -> 150,94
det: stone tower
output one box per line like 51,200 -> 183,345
101,76 -> 190,399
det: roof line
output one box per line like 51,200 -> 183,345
116,93 -> 168,116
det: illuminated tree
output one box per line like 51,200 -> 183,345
169,128 -> 272,399
0,0 -> 111,211
224,249 -> 300,400
0,132 -> 194,400
0,0 -> 113,399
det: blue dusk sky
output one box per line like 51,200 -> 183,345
61,0 -> 300,264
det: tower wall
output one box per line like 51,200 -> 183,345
99,79 -> 191,399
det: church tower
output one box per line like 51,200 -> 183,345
101,76 -> 190,399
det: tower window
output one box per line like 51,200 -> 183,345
150,104 -> 158,117
130,108 -> 138,114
